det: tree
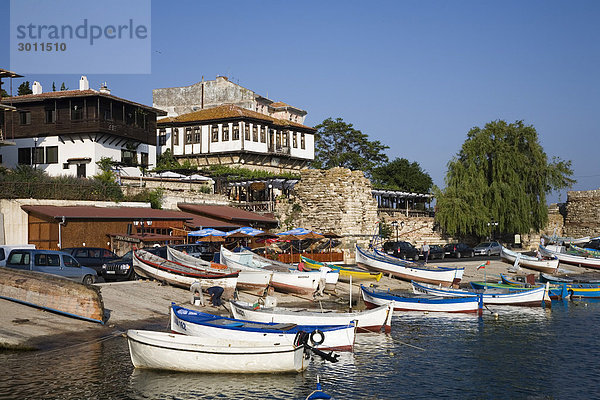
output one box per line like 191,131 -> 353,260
155,149 -> 180,170
312,117 -> 389,177
372,158 -> 433,193
17,81 -> 32,95
60,82 -> 68,91
0,88 -> 8,97
435,120 -> 575,237
52,82 -> 56,91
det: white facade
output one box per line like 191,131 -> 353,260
157,121 -> 314,162
0,136 -> 156,178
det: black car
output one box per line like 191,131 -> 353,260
100,250 -> 136,281
443,243 -> 474,258
62,247 -> 120,278
383,241 -> 420,261
428,245 -> 445,260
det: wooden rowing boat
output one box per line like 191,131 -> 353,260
133,249 -> 238,297
539,245 -> 600,269
127,329 -> 309,373
220,247 -> 337,296
0,266 -> 104,324
502,273 -> 600,299
569,244 -> 600,258
411,280 -> 551,307
229,300 -> 392,333
300,256 -> 383,282
170,304 -> 357,351
355,245 -> 464,287
166,246 -> 272,294
500,246 -> 559,274
360,284 -> 480,313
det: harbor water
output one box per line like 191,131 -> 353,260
1,300 -> 599,399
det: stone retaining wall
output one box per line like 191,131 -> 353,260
564,189 -> 600,237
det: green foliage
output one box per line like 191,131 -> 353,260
92,157 -> 124,201
207,165 -> 300,181
60,82 -> 68,91
155,149 -> 180,170
126,188 -> 164,209
435,120 -> 575,237
379,222 -> 393,239
17,81 -> 32,96
0,88 -> 9,97
52,82 -> 56,92
312,117 -> 389,177
372,158 -> 433,193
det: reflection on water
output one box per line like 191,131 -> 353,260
1,301 -> 600,399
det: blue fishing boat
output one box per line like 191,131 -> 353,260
360,285 -> 482,314
502,274 -> 600,299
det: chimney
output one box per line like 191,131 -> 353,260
79,76 -> 89,91
99,82 -> 110,94
32,81 -> 42,95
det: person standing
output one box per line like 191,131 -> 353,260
421,241 -> 430,264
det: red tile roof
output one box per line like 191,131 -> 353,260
269,101 -> 291,108
178,203 -> 278,225
180,212 -> 240,230
21,205 -> 192,220
158,104 -> 314,131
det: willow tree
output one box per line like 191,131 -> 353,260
435,120 -> 574,237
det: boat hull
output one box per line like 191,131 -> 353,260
355,246 -> 464,287
500,247 -> 559,274
171,305 -> 357,351
539,245 -> 600,269
361,285 -> 480,313
127,330 -> 308,373
230,301 -> 392,334
300,256 -> 383,282
412,281 -> 550,307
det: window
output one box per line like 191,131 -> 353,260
301,133 -> 305,149
121,149 -> 137,166
63,255 -> 79,268
252,125 -> 258,142
45,109 -> 56,123
103,108 -> 112,120
71,103 -> 83,120
173,128 -> 179,145
233,124 -> 240,140
63,163 -> 69,169
211,125 -> 219,142
19,111 -> 31,125
18,148 -> 31,165
260,126 -> 266,143
222,125 -> 229,141
158,129 -> 167,146
276,130 -> 281,147
244,123 -> 250,140
292,132 -> 297,148
283,131 -> 289,147
194,127 -> 201,143
46,146 -> 58,164
33,147 -> 44,164
185,128 -> 192,144
140,152 -> 149,167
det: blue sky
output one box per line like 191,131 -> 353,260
1,0 -> 598,203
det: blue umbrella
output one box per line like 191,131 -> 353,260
187,228 -> 227,237
226,227 -> 264,236
277,228 -> 320,236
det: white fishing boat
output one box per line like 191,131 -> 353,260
539,245 -> 600,270
133,249 -> 238,297
355,245 -> 464,287
500,246 -> 559,274
411,281 -> 551,307
170,304 -> 356,351
220,247 -> 338,296
360,285 -> 481,314
126,329 -> 309,373
166,246 -> 272,294
229,300 -> 393,333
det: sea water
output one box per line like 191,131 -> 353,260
1,300 -> 599,399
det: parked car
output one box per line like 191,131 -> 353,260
443,243 -> 474,258
100,250 -> 135,281
473,241 -> 502,256
62,247 -> 120,277
0,244 -> 36,267
5,249 -> 97,284
383,241 -> 420,261
428,245 -> 445,260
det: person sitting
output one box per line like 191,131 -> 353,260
206,286 -> 224,307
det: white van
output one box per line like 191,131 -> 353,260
0,244 -> 36,267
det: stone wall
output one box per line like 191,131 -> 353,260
275,168 -> 379,263
564,189 -> 600,237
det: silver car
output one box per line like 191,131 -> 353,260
473,241 -> 502,256
5,249 -> 97,285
